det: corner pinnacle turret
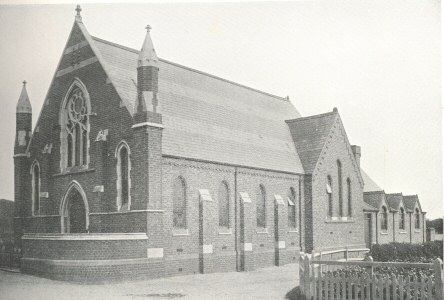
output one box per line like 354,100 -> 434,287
137,25 -> 159,68
16,80 -> 32,114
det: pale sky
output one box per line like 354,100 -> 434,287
0,1 -> 442,218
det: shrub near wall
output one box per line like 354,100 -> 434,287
369,241 -> 443,263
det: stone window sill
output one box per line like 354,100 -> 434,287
172,228 -> 189,236
218,228 -> 232,235
325,217 -> 354,223
399,231 -> 407,234
380,231 -> 388,235
414,230 -> 421,233
288,228 -> 298,233
256,228 -> 268,234
53,167 -> 95,177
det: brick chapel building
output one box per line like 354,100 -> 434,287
13,7 -> 367,281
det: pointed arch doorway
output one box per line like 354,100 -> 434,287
60,181 -> 89,233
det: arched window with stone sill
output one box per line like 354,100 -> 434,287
415,208 -> 421,229
218,181 -> 230,228
399,207 -> 405,230
173,177 -> 187,229
31,160 -> 40,216
288,187 -> 297,228
337,160 -> 343,217
381,206 -> 388,231
347,178 -> 352,217
60,79 -> 91,172
256,185 -> 266,228
327,176 -> 333,217
116,141 -> 131,211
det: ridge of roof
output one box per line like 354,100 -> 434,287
285,111 -> 337,123
364,190 -> 386,194
91,36 -> 289,102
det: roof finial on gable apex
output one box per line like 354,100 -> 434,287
333,107 -> 338,112
75,4 -> 82,21
146,25 -> 152,32
23,80 -> 27,86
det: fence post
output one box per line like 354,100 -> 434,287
304,254 -> 311,299
433,258 -> 443,300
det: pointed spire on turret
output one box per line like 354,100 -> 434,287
137,25 -> 159,68
16,80 -> 32,114
75,4 -> 82,22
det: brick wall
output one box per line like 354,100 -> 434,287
161,157 -> 303,276
308,119 -> 365,252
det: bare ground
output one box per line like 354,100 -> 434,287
0,263 -> 301,300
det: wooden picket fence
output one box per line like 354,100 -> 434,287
300,252 -> 443,300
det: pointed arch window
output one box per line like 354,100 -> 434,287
347,178 -> 352,217
337,160 -> 343,217
327,176 -> 333,217
399,207 -> 405,230
415,208 -> 420,229
173,177 -> 187,229
288,187 -> 297,228
218,181 -> 230,228
116,142 -> 131,211
31,161 -> 40,216
257,185 -> 266,228
381,206 -> 388,231
60,80 -> 90,171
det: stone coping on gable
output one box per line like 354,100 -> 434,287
22,233 -> 148,241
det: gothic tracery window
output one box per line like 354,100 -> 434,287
66,88 -> 88,167
61,82 -> 90,171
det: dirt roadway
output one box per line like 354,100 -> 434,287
0,263 -> 300,300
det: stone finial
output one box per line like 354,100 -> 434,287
16,80 -> 32,114
137,25 -> 159,68
333,107 -> 338,112
75,4 -> 82,21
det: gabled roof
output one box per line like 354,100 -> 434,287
83,21 -> 305,174
403,195 -> 423,213
285,111 -> 338,174
361,169 -> 382,192
364,190 -> 387,210
385,193 -> 403,212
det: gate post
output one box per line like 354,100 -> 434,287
304,254 -> 312,299
433,258 -> 443,300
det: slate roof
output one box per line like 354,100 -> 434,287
363,190 -> 386,210
363,201 -> 379,212
285,111 -> 338,174
91,36 -> 305,174
403,195 -> 423,213
361,169 -> 382,192
385,193 -> 403,212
